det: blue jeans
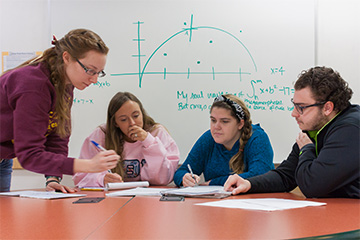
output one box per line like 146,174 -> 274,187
0,159 -> 13,192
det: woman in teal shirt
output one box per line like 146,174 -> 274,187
173,94 -> 274,187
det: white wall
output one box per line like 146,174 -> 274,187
317,0 -> 360,103
4,0 -> 360,190
11,171 -> 75,190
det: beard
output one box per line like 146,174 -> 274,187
297,110 -> 329,131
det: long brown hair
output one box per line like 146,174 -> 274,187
7,29 -> 109,137
210,94 -> 252,174
102,92 -> 157,177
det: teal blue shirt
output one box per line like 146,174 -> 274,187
173,124 -> 274,186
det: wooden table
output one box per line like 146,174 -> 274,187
1,190 -> 359,239
0,191 -> 133,239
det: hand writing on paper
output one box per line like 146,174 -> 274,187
104,172 -> 123,185
296,132 -> 312,150
182,173 -> 201,187
46,181 -> 77,193
224,174 -> 251,195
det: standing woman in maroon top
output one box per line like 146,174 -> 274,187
0,29 -> 119,192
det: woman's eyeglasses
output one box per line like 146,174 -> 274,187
76,58 -> 106,78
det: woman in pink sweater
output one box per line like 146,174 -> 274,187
73,92 -> 180,187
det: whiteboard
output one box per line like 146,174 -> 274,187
3,0 -> 316,163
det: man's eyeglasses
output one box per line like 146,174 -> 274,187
291,98 -> 327,115
76,59 -> 106,78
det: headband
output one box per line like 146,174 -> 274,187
213,95 -> 245,120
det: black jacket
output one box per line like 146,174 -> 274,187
248,104 -> 360,198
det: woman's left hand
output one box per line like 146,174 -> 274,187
128,125 -> 148,141
201,181 -> 210,186
46,180 -> 77,193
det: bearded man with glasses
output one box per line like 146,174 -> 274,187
225,66 -> 359,198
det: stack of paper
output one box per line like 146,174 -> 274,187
161,186 -> 232,199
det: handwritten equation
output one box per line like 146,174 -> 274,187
74,13 -> 295,113
176,88 -> 294,112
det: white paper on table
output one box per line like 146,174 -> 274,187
106,187 -> 168,197
0,191 -> 85,199
106,181 -> 149,190
0,191 -> 35,196
195,198 -> 326,211
160,186 -> 232,198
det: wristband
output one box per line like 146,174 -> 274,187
46,179 -> 60,186
45,176 -> 62,182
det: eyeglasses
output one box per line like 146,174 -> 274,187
76,58 -> 106,78
291,98 -> 327,115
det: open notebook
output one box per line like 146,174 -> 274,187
106,186 -> 231,198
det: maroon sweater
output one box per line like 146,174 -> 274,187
0,62 -> 74,177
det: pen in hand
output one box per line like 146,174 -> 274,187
91,140 -> 112,173
187,164 -> 198,186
